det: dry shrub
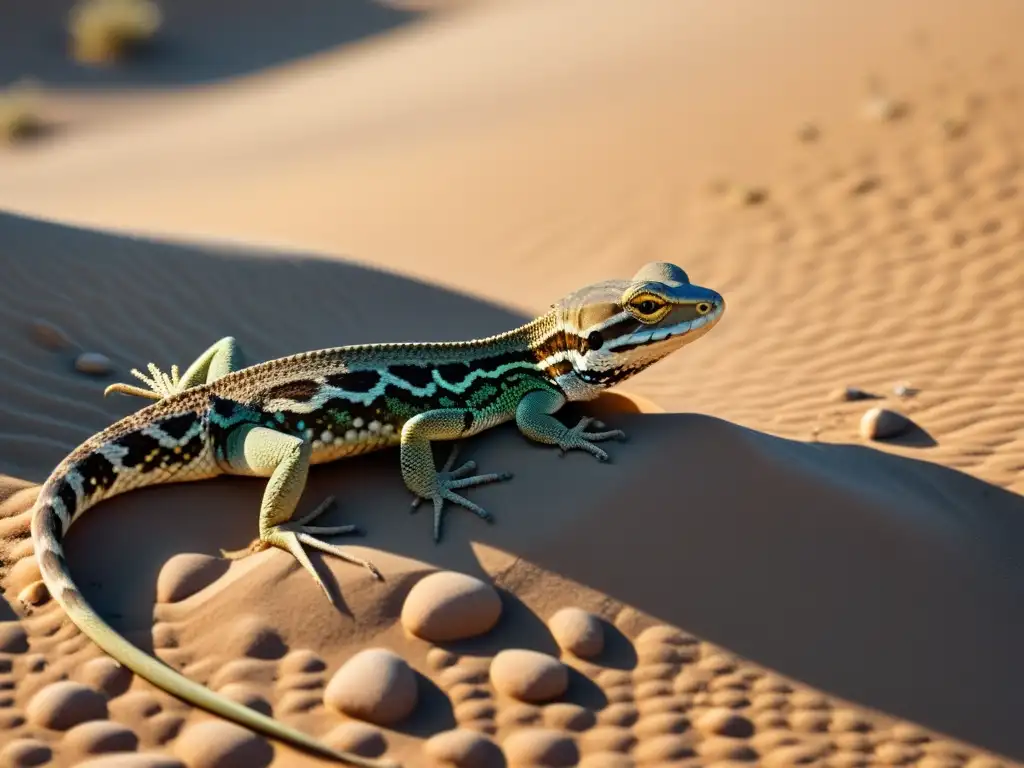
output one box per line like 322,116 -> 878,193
68,0 -> 162,65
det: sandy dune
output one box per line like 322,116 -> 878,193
2,0 -> 1024,765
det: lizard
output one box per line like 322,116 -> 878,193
27,261 -> 724,766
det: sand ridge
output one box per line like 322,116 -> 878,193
2,0 -> 1024,765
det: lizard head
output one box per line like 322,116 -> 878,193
549,262 -> 725,397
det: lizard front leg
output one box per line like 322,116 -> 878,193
220,424 -> 381,604
401,409 -> 513,542
104,336 -> 244,401
515,388 -> 626,461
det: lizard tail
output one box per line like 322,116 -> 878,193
30,470 -> 401,768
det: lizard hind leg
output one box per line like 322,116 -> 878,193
220,425 -> 381,605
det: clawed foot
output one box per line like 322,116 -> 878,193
410,444 -> 512,542
221,496 -> 381,605
104,362 -> 187,402
557,417 -> 626,462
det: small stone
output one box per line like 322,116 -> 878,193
634,712 -> 689,738
324,648 -> 417,725
502,728 -> 578,767
577,755 -> 633,768
859,407 -> 912,440
0,738 -> 51,767
64,720 -> 139,753
548,607 -> 604,658
496,702 -> 543,728
596,703 -> 639,728
798,123 -> 821,143
830,709 -> 873,733
427,647 -> 458,671
579,726 -> 636,753
875,741 -> 923,764
891,723 -> 930,743
893,382 -> 919,398
489,649 -> 568,703
543,703 -> 595,731
77,657 -> 133,697
218,615 -> 287,660
323,722 -> 387,757
17,581 -> 49,606
0,622 -> 28,653
698,735 -> 759,761
75,352 -> 112,376
695,708 -> 755,738
279,648 -> 326,675
790,709 -> 830,732
156,553 -> 228,603
831,386 -> 875,402
401,571 -> 502,642
761,742 -> 828,767
862,95 -> 908,122
29,318 -> 73,351
174,721 -> 273,768
424,728 -> 503,767
633,734 -> 696,762
26,680 -> 107,730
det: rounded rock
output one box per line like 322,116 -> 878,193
65,720 -> 139,754
489,649 -> 568,703
577,755 -> 634,768
0,739 -> 51,767
0,622 -> 28,653
156,553 -> 228,603
401,571 -> 502,642
324,722 -> 388,757
633,734 -> 696,762
216,683 -> 272,717
502,728 -> 578,767
279,648 -> 326,675
75,352 -> 112,376
424,728 -> 503,767
78,657 -> 133,697
26,680 -> 108,730
218,615 -> 287,660
543,702 -> 595,732
859,407 -> 912,440
174,720 -> 273,768
324,648 -> 418,725
548,608 -> 604,658
695,708 -> 755,739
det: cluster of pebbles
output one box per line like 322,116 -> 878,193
3,558 -> 1014,768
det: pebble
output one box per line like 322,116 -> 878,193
29,318 -> 73,350
216,683 -> 272,717
77,657 -> 133,697
323,722 -> 388,757
831,386 -> 875,402
859,407 -> 912,440
401,571 -> 502,642
64,720 -> 139,753
75,352 -> 112,376
220,615 -> 287,660
0,622 -> 28,653
17,581 -> 49,606
502,728 -> 578,767
26,680 -> 108,730
324,648 -> 417,725
694,708 -> 755,739
156,553 -> 228,602
489,649 -> 568,703
543,703 -> 595,731
577,756 -> 634,768
0,738 -> 51,767
423,728 -> 503,768
547,607 -> 604,658
174,721 -> 273,768
279,648 -> 326,675
632,734 -> 696,762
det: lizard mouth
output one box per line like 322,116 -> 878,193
611,302 -> 724,353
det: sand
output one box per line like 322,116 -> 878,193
1,0 -> 1024,765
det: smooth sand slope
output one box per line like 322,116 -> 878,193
2,0 -> 1024,766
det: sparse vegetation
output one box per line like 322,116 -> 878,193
0,80 -> 45,145
68,0 -> 162,65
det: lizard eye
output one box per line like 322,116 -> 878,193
696,302 -> 712,315
635,300 -> 659,315
586,331 -> 604,351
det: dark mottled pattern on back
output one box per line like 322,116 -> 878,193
259,379 -> 321,404
388,364 -> 433,389
76,452 -> 118,492
56,482 -> 77,518
325,370 -> 380,392
115,431 -> 163,469
159,413 -> 198,440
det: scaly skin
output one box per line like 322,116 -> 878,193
28,262 -> 724,766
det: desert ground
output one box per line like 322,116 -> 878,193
1,0 -> 1024,766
